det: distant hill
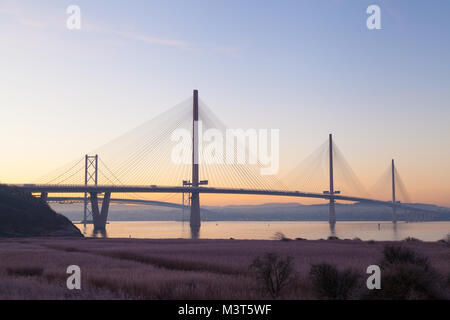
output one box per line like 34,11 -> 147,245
200,202 -> 450,221
0,185 -> 83,237
52,201 -> 450,222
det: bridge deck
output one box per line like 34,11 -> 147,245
10,184 -> 437,214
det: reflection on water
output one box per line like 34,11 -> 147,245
329,222 -> 336,238
92,229 -> 108,238
393,222 -> 398,241
190,227 -> 200,240
77,221 -> 450,241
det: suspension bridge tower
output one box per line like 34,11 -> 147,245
83,154 -> 98,227
83,154 -> 111,235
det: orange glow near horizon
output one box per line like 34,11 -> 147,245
1,1 -> 450,209
5,150 -> 450,208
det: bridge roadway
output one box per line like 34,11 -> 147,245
12,184 -> 436,214
46,196 -> 185,209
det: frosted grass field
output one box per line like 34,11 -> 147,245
0,237 -> 448,299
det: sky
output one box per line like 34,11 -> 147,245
0,0 -> 449,206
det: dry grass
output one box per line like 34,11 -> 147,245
98,250 -> 240,275
6,266 -> 44,277
0,237 -> 448,299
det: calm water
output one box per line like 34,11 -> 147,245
76,221 -> 450,241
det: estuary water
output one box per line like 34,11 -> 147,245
76,221 -> 450,241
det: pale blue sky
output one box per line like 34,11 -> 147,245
1,0 -> 449,204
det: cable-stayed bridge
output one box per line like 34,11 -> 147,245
8,90 -> 443,236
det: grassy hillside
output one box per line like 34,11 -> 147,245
0,185 -> 82,238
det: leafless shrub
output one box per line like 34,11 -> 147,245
364,245 -> 448,300
6,266 -> 43,277
250,252 -> 295,299
440,233 -> 450,246
403,237 -> 422,242
365,263 -> 447,300
446,273 -> 450,290
381,245 -> 430,271
309,263 -> 360,300
272,232 -> 291,241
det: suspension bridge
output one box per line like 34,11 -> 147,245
8,90 -> 442,236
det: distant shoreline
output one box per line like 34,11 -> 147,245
73,219 -> 403,222
71,220 -> 450,242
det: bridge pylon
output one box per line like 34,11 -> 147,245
83,154 -> 111,234
89,191 -> 111,235
188,90 -> 209,237
325,134 -> 340,230
83,155 -> 98,228
391,159 -> 397,224
190,90 -> 203,238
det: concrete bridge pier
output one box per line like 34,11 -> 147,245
329,198 -> 336,230
40,192 -> 48,203
190,192 -> 200,238
89,192 -> 111,233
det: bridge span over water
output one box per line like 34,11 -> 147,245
13,183 -> 438,233
17,184 -> 414,208
10,90 -> 444,236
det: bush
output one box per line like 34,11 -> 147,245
309,263 -> 360,299
250,253 -> 295,299
364,245 -> 448,300
442,233 -> 450,245
447,273 -> 450,289
403,237 -> 422,242
365,263 -> 446,300
272,232 -> 291,241
6,266 -> 43,277
381,245 -> 430,271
